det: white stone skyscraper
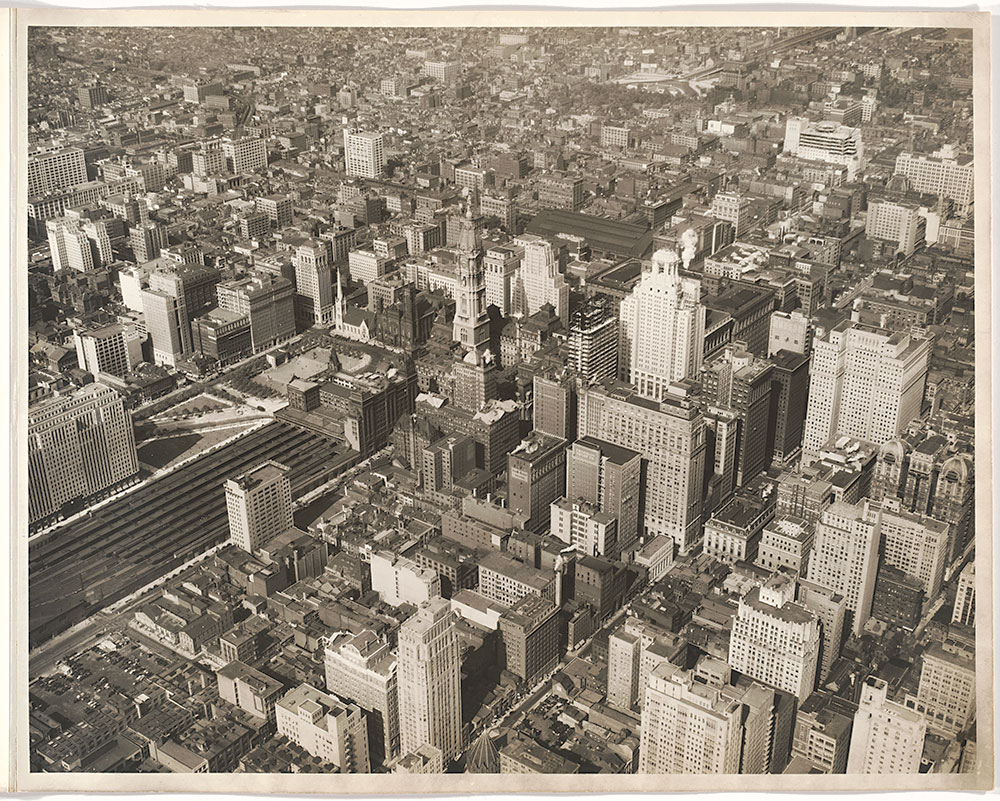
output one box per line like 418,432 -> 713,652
343,128 -> 385,178
397,597 -> 463,765
805,501 -> 881,637
638,661 -> 744,774
511,234 -> 569,324
728,572 -> 821,702
847,677 -> 926,774
225,461 -> 293,552
619,248 -> 705,402
802,321 -> 930,461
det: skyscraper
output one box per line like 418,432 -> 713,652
847,677 -> 926,774
796,579 -> 847,684
221,136 -> 268,175
952,562 -> 975,626
484,244 -> 521,316
397,598 -> 463,764
701,347 -> 774,487
802,322 -> 930,460
293,240 -> 335,328
28,383 -> 138,525
865,197 -> 926,257
639,659 -> 776,774
512,234 -> 569,324
224,461 -> 294,552
894,146 -> 974,214
532,374 -> 576,442
579,382 -> 706,554
343,129 -> 386,178
619,249 -> 705,402
275,683 -> 371,772
216,274 -> 297,352
28,146 -> 87,196
324,630 -> 400,766
45,219 -> 96,272
452,212 -> 490,352
909,637 -> 976,737
566,296 -> 619,384
565,436 -> 642,554
143,263 -> 221,366
72,323 -> 134,379
805,501 -> 881,637
141,287 -> 191,367
728,572 -> 821,702
877,500 -> 950,598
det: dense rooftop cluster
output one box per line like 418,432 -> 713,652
27,24 -> 978,778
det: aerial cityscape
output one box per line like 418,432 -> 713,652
24,24 -> 981,778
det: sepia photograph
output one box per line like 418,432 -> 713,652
9,9 -> 994,793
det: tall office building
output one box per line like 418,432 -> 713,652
728,572 -> 821,702
46,218 -> 95,273
566,436 -> 642,554
141,287 -> 191,367
72,324 -> 134,379
895,146 -> 974,215
952,563 -> 975,626
76,83 -> 109,109
796,579 -> 847,684
802,322 -> 930,460
619,249 -> 705,402
143,264 -> 221,366
910,638 -> 976,737
769,350 -> 810,466
130,222 -> 167,263
847,677 -> 926,774
579,382 -> 706,554
606,627 -> 643,711
497,595 -> 561,685
224,460 -> 294,552
566,297 -> 618,384
255,194 -> 294,230
452,213 -> 490,352
222,136 -> 268,175
639,659 -> 776,774
701,348 -> 774,487
865,197 -> 926,257
216,274 -> 297,352
28,384 -> 138,525
507,432 -> 567,533
343,129 -> 386,178
28,146 -> 88,196
805,501 -> 881,637
877,501 -> 950,598
324,630 -> 400,765
512,234 -> 569,324
294,239 -> 335,327
532,374 -> 576,441
275,683 -> 371,773
397,598 -> 463,765
783,118 -> 864,179
484,244 -> 521,316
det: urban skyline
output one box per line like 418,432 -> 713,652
18,18 -> 990,788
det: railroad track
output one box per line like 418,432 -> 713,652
28,422 -> 341,646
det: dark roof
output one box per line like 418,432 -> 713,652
526,209 -> 653,259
